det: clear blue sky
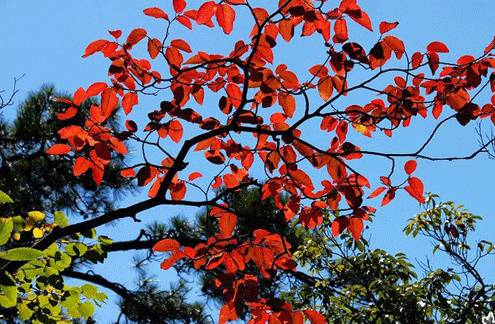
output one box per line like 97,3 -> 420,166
1,1 -> 495,323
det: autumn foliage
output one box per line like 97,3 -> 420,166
44,0 -> 495,322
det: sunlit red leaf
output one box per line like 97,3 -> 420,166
427,41 -> 449,53
334,19 -> 348,42
171,39 -> 192,53
216,4 -> 235,34
82,39 -> 109,58
173,0 -> 187,13
318,77 -> 333,101
57,107 -> 77,120
379,21 -> 398,34
143,7 -> 169,20
411,52 -> 423,69
46,144 -> 71,155
73,157 -> 92,176
196,1 -> 217,25
86,82 -> 107,97
101,88 -> 119,118
368,186 -> 386,199
122,92 -> 138,115
219,213 -> 237,237
347,217 -> 363,241
120,168 -> 136,178
168,120 -> 183,143
405,177 -> 425,203
383,35 -> 405,59
153,239 -> 180,252
188,172 -> 203,181
304,310 -> 327,324
73,87 -> 87,106
381,188 -> 396,206
223,174 -> 239,189
126,28 -> 147,46
404,160 -> 417,175
279,19 -> 294,42
177,15 -> 193,29
148,38 -> 162,59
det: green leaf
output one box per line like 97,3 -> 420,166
18,302 -> 34,321
78,301 -> 95,319
0,218 -> 13,245
97,235 -> 113,245
0,191 -> 13,204
81,284 -> 98,299
65,243 -> 87,257
0,270 -> 17,303
28,211 -> 45,222
54,211 -> 69,228
0,247 -> 45,261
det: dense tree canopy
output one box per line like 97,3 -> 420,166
2,0 -> 495,323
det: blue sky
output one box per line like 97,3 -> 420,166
2,1 -> 495,322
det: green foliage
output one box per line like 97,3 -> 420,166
0,190 -> 107,323
286,193 -> 495,323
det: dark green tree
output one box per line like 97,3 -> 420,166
0,84 -> 134,219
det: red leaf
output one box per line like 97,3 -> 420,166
153,239 -> 180,252
58,125 -> 83,139
122,92 -> 138,115
143,7 -> 169,20
304,310 -> 327,324
411,52 -> 423,69
279,19 -> 294,42
368,186 -> 385,199
86,82 -> 107,97
404,160 -> 417,175
108,29 -> 121,39
427,41 -> 449,53
405,177 -> 425,203
379,21 -> 398,34
348,217 -> 364,241
137,165 -> 157,186
57,107 -> 77,120
148,38 -> 162,59
168,120 -> 183,143
91,165 -> 104,186
223,174 -> 239,189
173,0 -> 187,13
216,4 -> 235,34
46,144 -> 71,155
348,9 -> 373,32
334,19 -> 348,42
188,172 -> 203,181
125,120 -> 138,132
171,39 -> 192,53
73,87 -> 87,106
177,15 -> 193,29
170,181 -> 187,200
219,213 -> 237,238
332,216 -> 350,237
318,77 -> 333,101
427,52 -> 440,75
381,188 -> 396,206
196,1 -> 217,25
101,88 -> 119,118
120,168 -> 136,178
73,157 -> 92,176
82,39 -> 109,58
205,150 -> 226,164
383,35 -> 405,59
126,28 -> 147,46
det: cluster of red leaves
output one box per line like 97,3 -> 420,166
46,0 -> 495,323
